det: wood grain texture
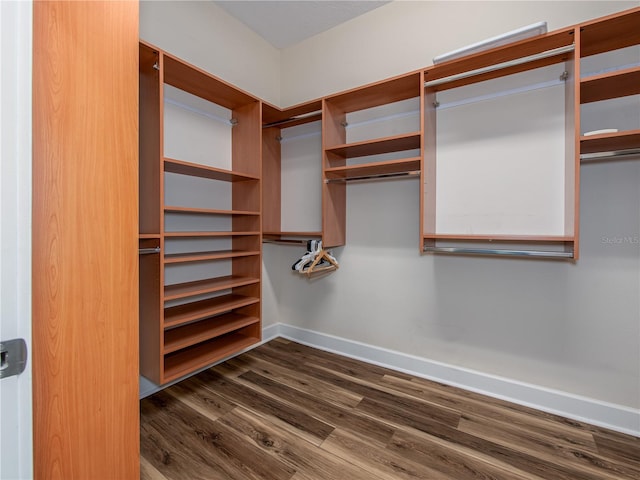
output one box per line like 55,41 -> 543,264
32,1 -> 139,478
141,338 -> 640,480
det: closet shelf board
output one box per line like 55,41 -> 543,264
164,294 -> 260,329
325,132 -> 421,158
580,130 -> 640,154
164,157 -> 260,182
163,333 -> 259,382
325,157 -> 421,179
164,231 -> 260,237
164,250 -> 261,264
164,206 -> 260,216
164,275 -> 260,302
580,66 -> 640,104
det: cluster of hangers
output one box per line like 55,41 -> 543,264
292,240 -> 339,276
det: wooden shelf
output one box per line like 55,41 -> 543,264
164,206 -> 260,216
580,129 -> 640,154
163,313 -> 259,354
164,293 -> 260,329
164,275 -> 260,301
164,231 -> 260,237
325,72 -> 421,113
325,132 -> 421,158
423,234 -> 574,242
139,233 -> 160,239
164,250 -> 260,264
163,332 -> 259,382
325,157 -> 421,180
581,66 -> 640,104
262,99 -> 322,127
580,8 -> 640,57
263,231 -> 322,237
424,29 -> 574,90
163,53 -> 257,110
164,158 -> 259,182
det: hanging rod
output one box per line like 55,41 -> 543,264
325,170 -> 420,184
580,148 -> 640,161
263,110 -> 322,128
423,246 -> 573,259
263,238 -> 309,246
139,247 -> 161,255
424,44 -> 575,89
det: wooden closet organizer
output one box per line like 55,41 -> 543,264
139,6 -> 639,383
139,41 -> 262,385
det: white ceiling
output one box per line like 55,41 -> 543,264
214,1 -> 390,49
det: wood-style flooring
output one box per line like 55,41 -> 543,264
140,338 -> 640,480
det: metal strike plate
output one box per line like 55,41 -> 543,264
0,338 -> 28,379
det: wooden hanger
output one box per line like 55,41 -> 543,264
300,247 -> 339,276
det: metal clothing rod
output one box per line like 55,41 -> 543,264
424,44 -> 575,89
423,246 -> 574,259
325,171 -> 420,184
139,247 -> 161,255
262,238 -> 308,246
263,110 -> 322,128
580,149 -> 640,161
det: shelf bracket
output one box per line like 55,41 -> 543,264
229,118 -> 239,126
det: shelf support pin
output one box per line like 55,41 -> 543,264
433,101 -> 440,108
559,71 -> 569,81
229,118 -> 239,126
152,61 -> 159,71
276,135 -> 283,142
340,121 -> 348,128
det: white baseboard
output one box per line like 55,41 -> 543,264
270,323 -> 639,437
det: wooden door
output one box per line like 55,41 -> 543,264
32,1 -> 140,478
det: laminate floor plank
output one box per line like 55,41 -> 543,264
236,369 -> 396,445
458,414 -> 640,479
218,407 -> 381,480
193,368 -> 335,445
231,352 -> 363,408
321,428 -> 452,480
142,391 -> 296,480
379,374 -> 601,453
140,339 -> 640,480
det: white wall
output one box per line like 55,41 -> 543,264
140,0 -> 281,105
140,1 -> 640,426
281,1 -> 638,105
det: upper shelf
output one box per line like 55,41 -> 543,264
325,157 -> 421,180
164,158 -> 259,182
580,8 -> 640,58
424,29 -> 575,91
161,50 -> 257,110
580,66 -> 640,104
325,132 -> 421,158
324,71 -> 422,113
262,99 -> 323,128
580,130 -> 640,154
165,206 -> 260,216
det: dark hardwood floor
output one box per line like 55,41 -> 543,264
140,338 -> 640,480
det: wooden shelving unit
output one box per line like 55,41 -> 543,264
262,100 -> 324,245
579,9 -> 640,163
322,72 -> 423,247
139,41 -> 262,385
420,23 -> 579,259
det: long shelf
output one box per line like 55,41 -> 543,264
325,157 -> 421,180
164,157 -> 259,182
580,66 -> 640,104
325,132 -> 421,158
164,293 -> 260,328
164,249 -> 260,264
164,275 -> 260,301
580,130 -> 640,154
165,206 -> 260,216
163,332 -> 259,382
263,231 -> 322,237
164,231 -> 260,237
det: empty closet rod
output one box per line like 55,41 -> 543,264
424,44 -> 575,89
139,247 -> 161,255
325,171 -> 420,183
580,148 -> 640,161
423,246 -> 574,259
262,238 -> 309,245
263,110 -> 323,128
